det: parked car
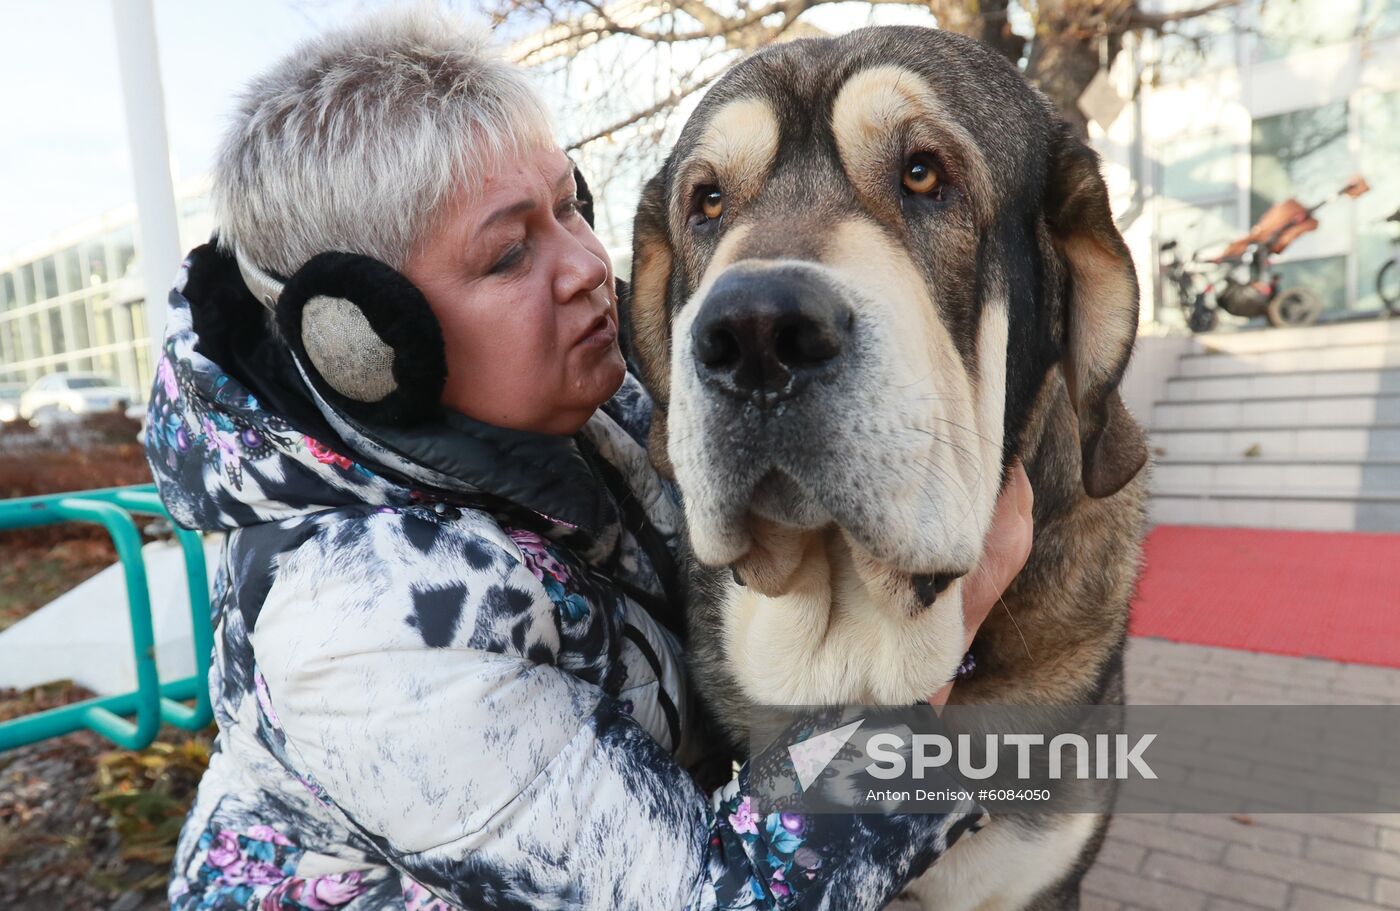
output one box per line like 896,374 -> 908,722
0,383 -> 26,423
18,372 -> 136,423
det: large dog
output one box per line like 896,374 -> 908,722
625,25 -> 1149,911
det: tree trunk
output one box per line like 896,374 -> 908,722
931,0 -> 1026,64
1026,31 -> 1115,140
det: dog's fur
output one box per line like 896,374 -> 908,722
625,26 -> 1148,910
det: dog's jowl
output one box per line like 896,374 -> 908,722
626,25 -> 1149,911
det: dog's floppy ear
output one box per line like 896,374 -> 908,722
629,168 -> 678,477
1044,122 -> 1147,499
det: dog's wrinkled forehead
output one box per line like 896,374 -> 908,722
666,27 -> 1048,238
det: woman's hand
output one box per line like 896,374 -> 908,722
929,460 -> 1034,707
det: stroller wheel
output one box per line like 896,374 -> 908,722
1379,259 -> 1400,315
1268,288 -> 1322,327
1189,306 -> 1219,333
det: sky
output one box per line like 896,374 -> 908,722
0,0 -> 493,258
0,0 -> 931,260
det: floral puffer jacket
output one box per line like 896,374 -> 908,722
146,245 -> 985,911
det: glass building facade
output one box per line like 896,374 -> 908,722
1129,0 -> 1400,326
0,190 -> 212,398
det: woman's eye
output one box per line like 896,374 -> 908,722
902,154 -> 941,195
692,185 -> 723,225
489,245 -> 524,275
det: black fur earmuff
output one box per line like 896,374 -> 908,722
278,252 -> 447,426
236,249 -> 446,427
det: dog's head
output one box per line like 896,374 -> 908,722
629,27 -> 1145,594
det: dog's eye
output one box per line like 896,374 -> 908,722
693,185 -> 724,224
902,155 -> 940,195
700,186 -> 722,219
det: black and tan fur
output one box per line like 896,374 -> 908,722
625,26 -> 1148,911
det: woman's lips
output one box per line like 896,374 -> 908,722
576,311 -> 617,350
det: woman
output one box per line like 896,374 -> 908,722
147,9 -> 1032,910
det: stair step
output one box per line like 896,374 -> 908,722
1150,487 -> 1400,532
1191,318 -> 1400,355
1153,459 -> 1400,493
1152,393 -> 1400,430
1148,426 -> 1400,461
1164,367 -> 1400,403
1176,341 -> 1400,378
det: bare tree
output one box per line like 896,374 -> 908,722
489,0 -> 1237,245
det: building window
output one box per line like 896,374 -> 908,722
1162,130 -> 1237,203
109,226 -> 137,280
40,257 -> 59,300
1160,201 -> 1240,255
28,261 -> 47,301
14,269 -> 32,308
1272,255 -> 1349,314
1251,102 -> 1354,311
1255,0 -> 1363,61
0,273 -> 14,312
1363,0 -> 1400,39
1356,91 -> 1400,312
1251,102 -> 1351,244
0,319 -> 16,366
47,305 -> 66,354
84,240 -> 109,286
27,313 -> 46,357
1155,201 -> 1241,326
68,300 -> 91,351
57,246 -> 82,295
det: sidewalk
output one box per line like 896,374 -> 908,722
1084,637 -> 1400,911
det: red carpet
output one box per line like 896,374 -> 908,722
1130,525 -> 1400,667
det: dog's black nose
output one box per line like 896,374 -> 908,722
691,268 -> 852,402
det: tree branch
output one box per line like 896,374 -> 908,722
1128,0 -> 1239,31
564,67 -> 727,151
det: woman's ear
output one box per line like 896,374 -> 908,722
1044,122 -> 1147,498
628,168 -> 678,477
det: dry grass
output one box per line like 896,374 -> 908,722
0,412 -> 154,630
0,416 -> 208,909
0,540 -> 118,633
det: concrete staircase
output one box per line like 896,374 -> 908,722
1146,319 -> 1400,532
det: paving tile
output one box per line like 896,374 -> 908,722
1080,895 -> 1124,911
1095,838 -> 1146,873
1289,887 -> 1387,911
1144,852 -> 1291,907
1109,815 -> 1228,862
1355,814 -> 1400,831
1084,638 -> 1400,911
1083,866 -> 1208,911
1206,899 -> 1281,911
1306,836 -> 1400,878
1253,814 -> 1380,848
1170,814 -> 1305,856
1223,844 -> 1372,901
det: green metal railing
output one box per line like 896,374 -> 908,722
0,484 -> 213,752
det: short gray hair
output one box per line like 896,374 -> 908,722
214,6 -> 554,277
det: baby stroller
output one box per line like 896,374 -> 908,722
1161,176 -> 1370,332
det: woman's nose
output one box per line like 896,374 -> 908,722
553,226 -> 609,304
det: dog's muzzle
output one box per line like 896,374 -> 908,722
690,266 -> 853,405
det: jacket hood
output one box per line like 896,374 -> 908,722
145,244 -> 651,539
